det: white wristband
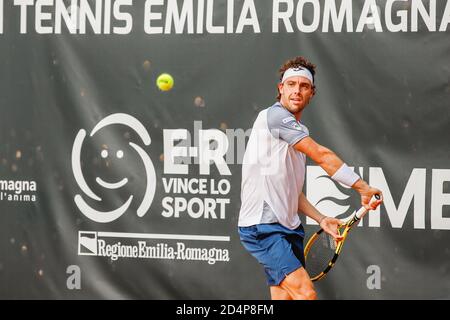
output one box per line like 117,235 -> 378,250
331,163 -> 360,187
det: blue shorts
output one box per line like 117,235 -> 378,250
238,223 -> 305,286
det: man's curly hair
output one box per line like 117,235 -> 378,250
276,56 -> 316,101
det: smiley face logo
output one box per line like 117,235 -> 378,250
72,113 -> 156,223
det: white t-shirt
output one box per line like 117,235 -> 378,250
238,102 -> 309,230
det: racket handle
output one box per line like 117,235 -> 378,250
355,194 -> 381,219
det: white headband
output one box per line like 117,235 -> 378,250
281,67 -> 314,84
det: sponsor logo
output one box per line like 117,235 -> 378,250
78,231 -> 98,255
0,180 -> 37,202
282,117 -> 294,124
77,231 -> 230,264
72,113 -> 156,223
306,166 -> 450,230
73,116 -> 232,263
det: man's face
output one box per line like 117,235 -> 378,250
278,76 -> 315,115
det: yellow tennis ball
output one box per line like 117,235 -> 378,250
156,73 -> 174,91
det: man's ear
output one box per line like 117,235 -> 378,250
277,82 -> 283,94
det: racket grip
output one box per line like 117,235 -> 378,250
355,194 -> 381,219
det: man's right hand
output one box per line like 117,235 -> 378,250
352,179 -> 383,210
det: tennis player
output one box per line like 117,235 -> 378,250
238,56 -> 383,300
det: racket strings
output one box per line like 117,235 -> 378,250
305,232 -> 338,278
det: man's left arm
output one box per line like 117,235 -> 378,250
298,192 -> 343,240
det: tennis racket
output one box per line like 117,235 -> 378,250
304,194 -> 381,282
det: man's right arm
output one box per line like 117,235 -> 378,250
294,136 -> 343,176
293,136 -> 383,210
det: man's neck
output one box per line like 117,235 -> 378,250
278,102 -> 302,121
293,112 -> 302,122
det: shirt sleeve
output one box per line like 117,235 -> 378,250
267,106 -> 309,146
